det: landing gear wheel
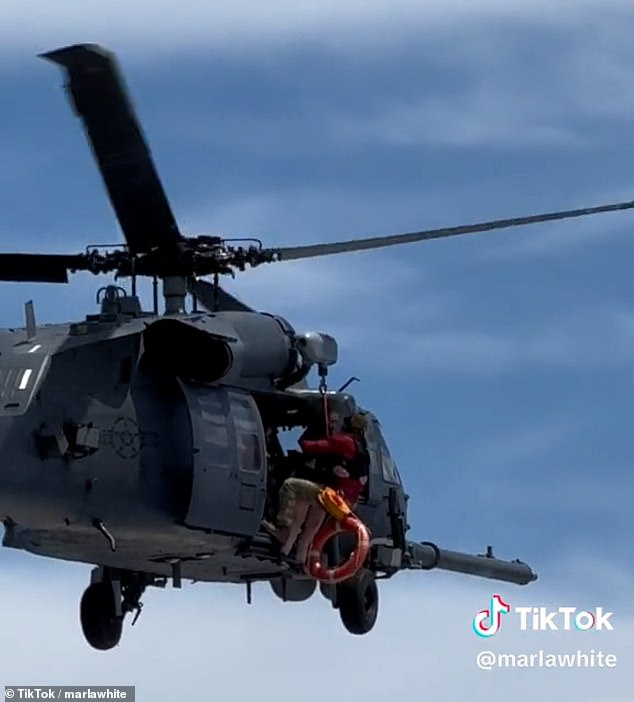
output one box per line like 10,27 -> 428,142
336,568 -> 379,635
80,582 -> 123,650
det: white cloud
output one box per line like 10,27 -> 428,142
0,1 -> 633,57
324,27 -> 634,149
333,94 -> 584,149
180,188 -> 447,246
351,304 -> 634,374
447,415 -> 633,524
507,471 -> 634,519
477,213 -> 634,260
464,179 -> 634,261
467,416 -> 582,470
557,35 -> 634,120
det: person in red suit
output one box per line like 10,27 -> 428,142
264,412 -> 370,564
299,412 -> 369,506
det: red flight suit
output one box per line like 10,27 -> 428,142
299,433 -> 367,505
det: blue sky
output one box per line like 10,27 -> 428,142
0,2 -> 633,700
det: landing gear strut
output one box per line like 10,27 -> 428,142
335,568 -> 379,635
79,568 -> 160,650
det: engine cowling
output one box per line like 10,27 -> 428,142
142,312 -> 298,386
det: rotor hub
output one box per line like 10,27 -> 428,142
64,236 -> 280,281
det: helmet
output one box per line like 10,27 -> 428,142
347,412 -> 368,432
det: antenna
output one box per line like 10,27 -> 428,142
24,300 -> 37,340
152,277 -> 159,315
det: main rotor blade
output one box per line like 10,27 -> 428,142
271,199 -> 634,262
189,279 -> 255,312
0,254 -> 84,283
41,44 -> 182,255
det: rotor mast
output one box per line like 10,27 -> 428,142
162,276 -> 188,315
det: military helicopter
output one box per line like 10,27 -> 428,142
1,43 -> 632,651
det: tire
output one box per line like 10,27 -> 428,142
80,582 -> 123,651
336,568 -> 379,635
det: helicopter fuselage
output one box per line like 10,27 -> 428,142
0,306 -> 407,586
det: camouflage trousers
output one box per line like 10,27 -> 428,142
276,477 -> 327,560
276,478 -> 322,527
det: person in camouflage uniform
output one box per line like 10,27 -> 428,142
264,411 -> 370,561
262,411 -> 342,556
272,477 -> 325,557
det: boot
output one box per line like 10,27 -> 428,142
261,520 -> 290,543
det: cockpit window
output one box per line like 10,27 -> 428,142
372,420 -> 401,484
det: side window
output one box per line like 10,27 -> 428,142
239,433 -> 262,472
229,392 -> 263,473
198,390 -> 231,466
373,421 -> 401,484
367,446 -> 380,478
363,421 -> 381,479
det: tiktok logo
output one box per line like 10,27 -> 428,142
473,595 -> 511,637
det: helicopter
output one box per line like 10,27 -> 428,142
1,42 -> 632,652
